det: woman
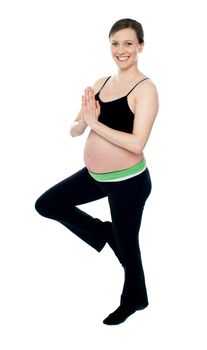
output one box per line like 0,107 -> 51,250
35,18 -> 159,326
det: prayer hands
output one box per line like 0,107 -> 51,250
82,87 -> 100,128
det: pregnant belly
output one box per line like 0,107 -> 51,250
83,130 -> 143,173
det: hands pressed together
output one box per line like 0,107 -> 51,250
81,87 -> 100,128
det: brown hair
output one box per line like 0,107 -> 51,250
109,18 -> 144,44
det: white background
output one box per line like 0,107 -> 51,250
0,0 -> 207,349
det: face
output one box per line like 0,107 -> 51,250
110,28 -> 144,69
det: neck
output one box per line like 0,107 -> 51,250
115,65 -> 141,83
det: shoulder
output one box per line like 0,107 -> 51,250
133,78 -> 159,108
92,76 -> 110,94
135,77 -> 158,96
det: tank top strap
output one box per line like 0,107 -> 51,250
126,77 -> 149,96
98,76 -> 111,93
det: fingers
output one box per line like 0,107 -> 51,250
84,87 -> 95,105
82,87 -> 96,116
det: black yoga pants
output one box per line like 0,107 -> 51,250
35,166 -> 152,307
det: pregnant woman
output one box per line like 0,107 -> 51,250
35,18 -> 159,326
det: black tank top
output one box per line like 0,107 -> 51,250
95,77 -> 149,133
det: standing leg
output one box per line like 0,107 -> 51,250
101,169 -> 152,325
35,167 -> 109,252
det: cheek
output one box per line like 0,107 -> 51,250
129,47 -> 138,54
130,50 -> 138,59
111,48 -> 117,56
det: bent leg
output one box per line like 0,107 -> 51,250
35,167 -> 108,252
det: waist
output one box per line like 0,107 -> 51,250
88,158 -> 147,182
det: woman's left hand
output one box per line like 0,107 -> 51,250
81,87 -> 100,128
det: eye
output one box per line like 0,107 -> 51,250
111,42 -> 118,47
126,42 -> 133,46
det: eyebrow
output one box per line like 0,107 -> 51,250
111,40 -> 135,43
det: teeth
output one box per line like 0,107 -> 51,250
117,56 -> 129,61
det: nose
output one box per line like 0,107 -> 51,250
117,43 -> 126,54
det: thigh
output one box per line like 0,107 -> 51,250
108,189 -> 144,246
36,167 -> 107,208
105,170 -> 152,254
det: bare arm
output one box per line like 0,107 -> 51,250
82,82 -> 159,154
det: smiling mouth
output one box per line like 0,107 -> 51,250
116,56 -> 130,61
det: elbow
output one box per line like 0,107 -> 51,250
130,143 -> 144,155
69,129 -> 76,137
132,148 -> 144,155
69,127 -> 81,137
127,135 -> 145,155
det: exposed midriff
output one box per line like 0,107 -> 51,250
83,130 -> 143,173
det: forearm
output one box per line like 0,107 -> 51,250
70,119 -> 88,137
91,121 -> 142,154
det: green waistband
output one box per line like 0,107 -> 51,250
88,159 -> 146,181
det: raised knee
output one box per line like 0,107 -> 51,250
35,196 -> 49,217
